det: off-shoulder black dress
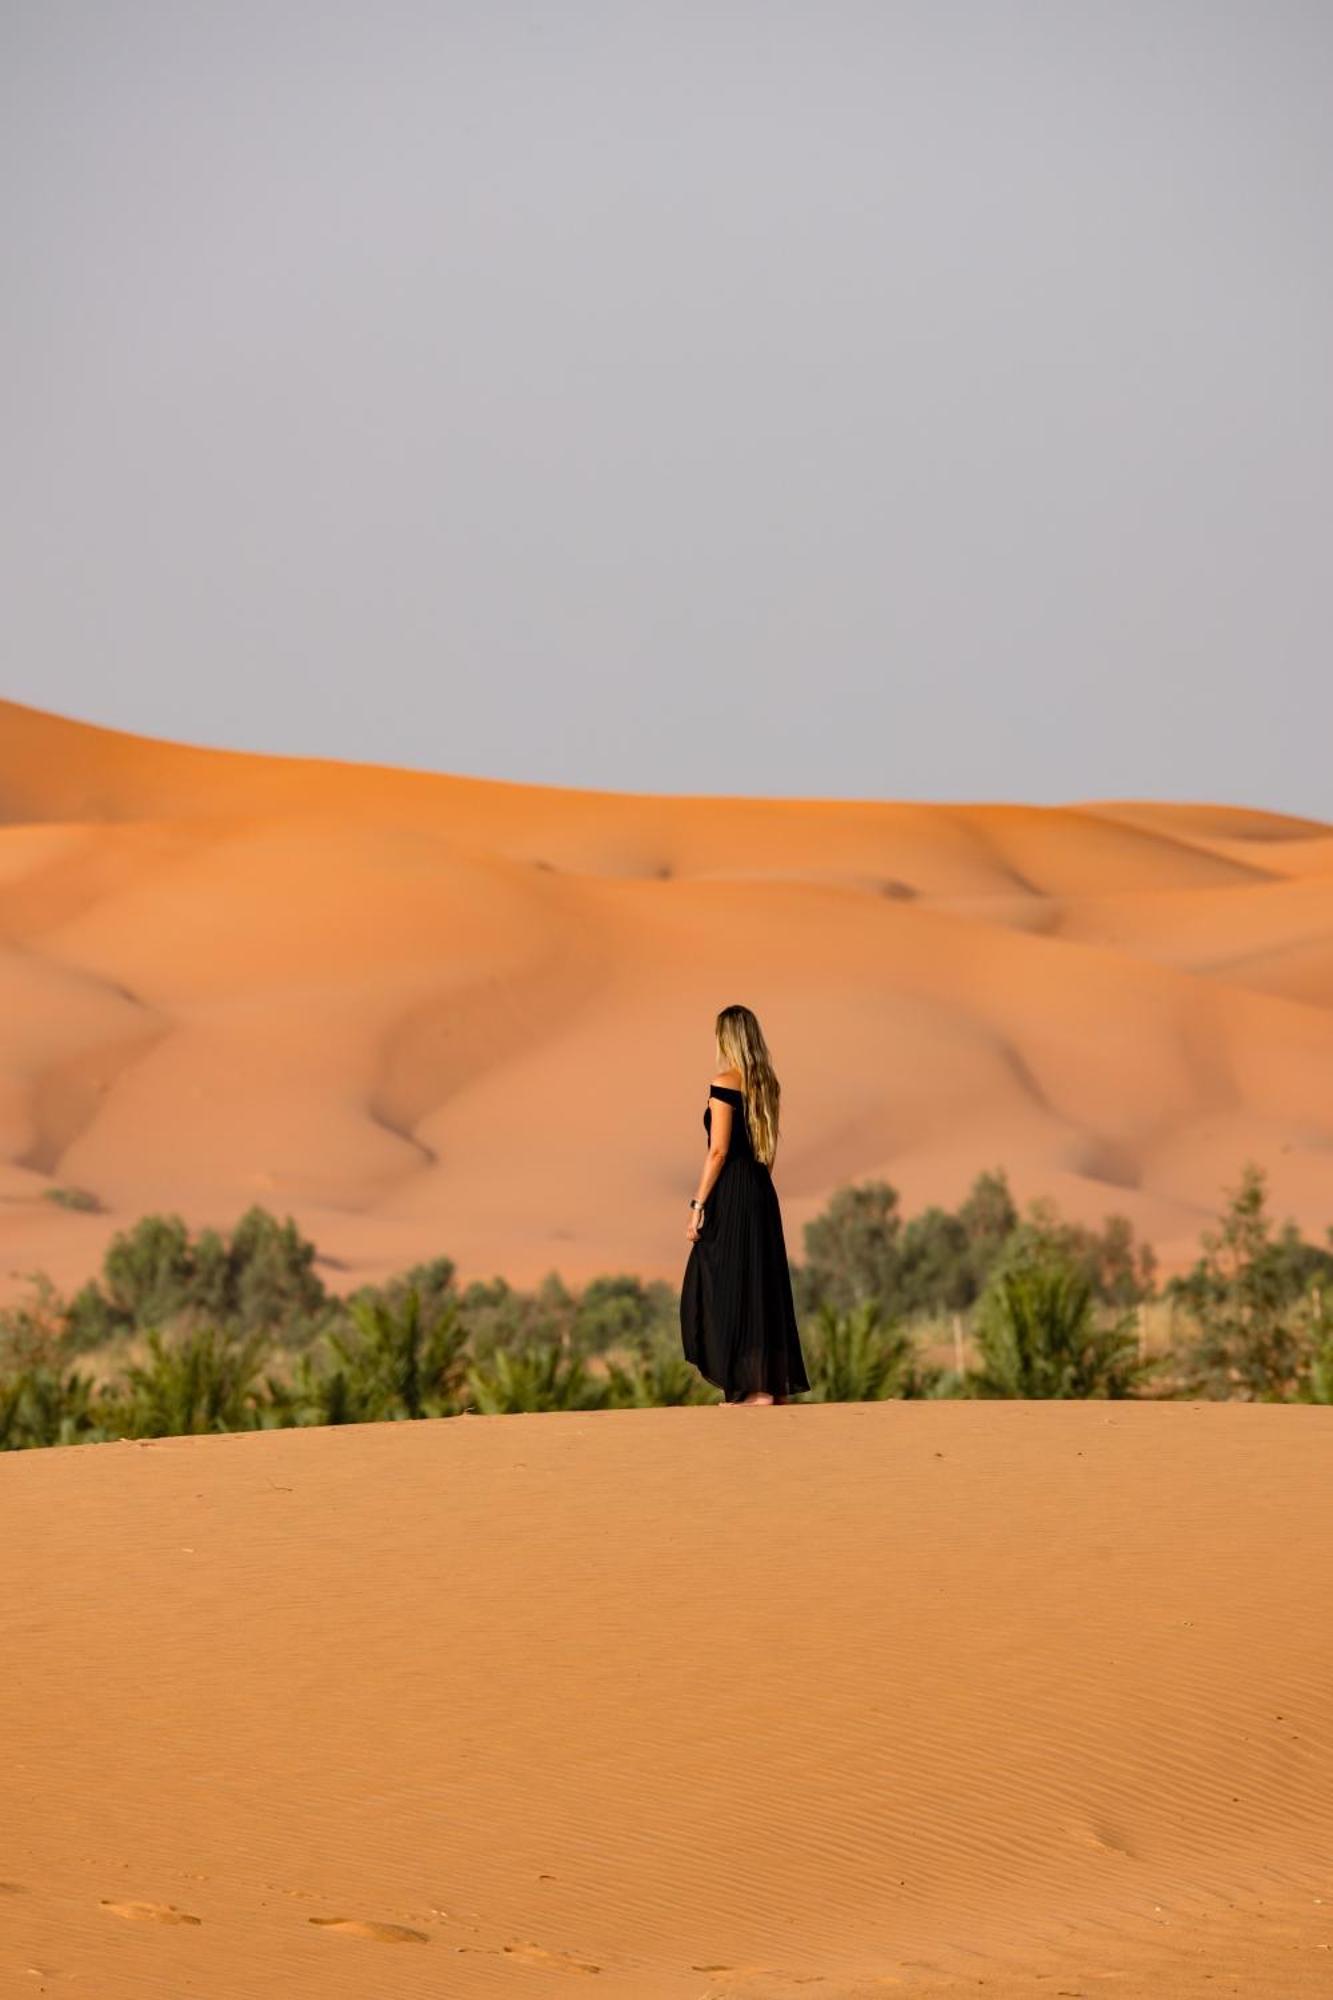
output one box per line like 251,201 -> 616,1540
680,1084 -> 811,1402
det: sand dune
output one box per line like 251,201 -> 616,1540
1,696 -> 1331,1302
4,707 -> 1332,1996
3,1401 -> 1331,1996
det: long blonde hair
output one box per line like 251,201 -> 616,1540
715,1004 -> 781,1167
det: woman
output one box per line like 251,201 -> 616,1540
680,1003 -> 811,1405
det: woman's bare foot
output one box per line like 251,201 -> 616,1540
740,1391 -> 775,1405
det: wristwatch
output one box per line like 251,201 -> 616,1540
689,1198 -> 705,1212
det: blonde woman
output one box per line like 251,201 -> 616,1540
680,1003 -> 810,1405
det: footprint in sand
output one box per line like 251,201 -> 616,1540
689,1973 -> 830,1996
99,1899 -> 202,1926
308,1916 -> 429,1944
503,1940 -> 601,1972
1066,1815 -> 1138,1860
689,1970 -> 782,1981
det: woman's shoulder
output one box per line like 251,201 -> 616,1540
710,1067 -> 744,1093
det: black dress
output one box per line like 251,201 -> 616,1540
680,1084 -> 811,1402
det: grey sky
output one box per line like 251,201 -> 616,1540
3,3 -> 1330,811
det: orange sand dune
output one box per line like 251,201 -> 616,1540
3,1401 -> 1331,1997
1,697 -> 1331,1303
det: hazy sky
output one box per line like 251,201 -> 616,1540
3,3 -> 1330,811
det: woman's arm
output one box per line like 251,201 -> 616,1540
686,1080 -> 736,1238
693,1099 -> 732,1204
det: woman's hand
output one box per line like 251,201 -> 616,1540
685,1207 -> 704,1242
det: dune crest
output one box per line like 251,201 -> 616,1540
2,697 -> 1331,1301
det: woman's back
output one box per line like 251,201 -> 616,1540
703,1080 -> 756,1160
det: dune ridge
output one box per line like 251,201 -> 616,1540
1,696 -> 1331,1302
3,1400 -> 1331,1996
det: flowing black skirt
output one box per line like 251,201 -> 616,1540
680,1155 -> 811,1401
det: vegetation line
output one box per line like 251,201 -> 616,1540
2,1163 -> 1331,1447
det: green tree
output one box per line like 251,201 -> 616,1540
895,1206 -> 972,1313
956,1166 -> 1021,1291
101,1213 -> 198,1328
61,1206 -> 331,1349
1087,1212 -> 1159,1308
455,1275 -> 565,1362
1169,1163 -> 1333,1398
794,1169 -> 1025,1321
1004,1196 -> 1157,1309
797,1181 -> 904,1316
225,1206 -> 327,1336
573,1274 -> 676,1354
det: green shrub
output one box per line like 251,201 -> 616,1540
261,1348 -> 359,1429
264,1285 -> 470,1427
350,1256 -> 458,1326
970,1248 -> 1149,1398
0,1364 -> 112,1449
0,1375 -> 22,1448
1308,1320 -> 1333,1405
465,1339 -> 609,1414
105,1325 -> 271,1438
0,1274 -> 77,1371
42,1185 -> 101,1213
805,1299 -> 934,1402
605,1334 -> 715,1406
326,1286 -> 470,1421
454,1275 -> 565,1363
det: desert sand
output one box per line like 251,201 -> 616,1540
2,696 -> 1332,1304
4,703 -> 1332,1997
3,1400 -> 1331,1996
